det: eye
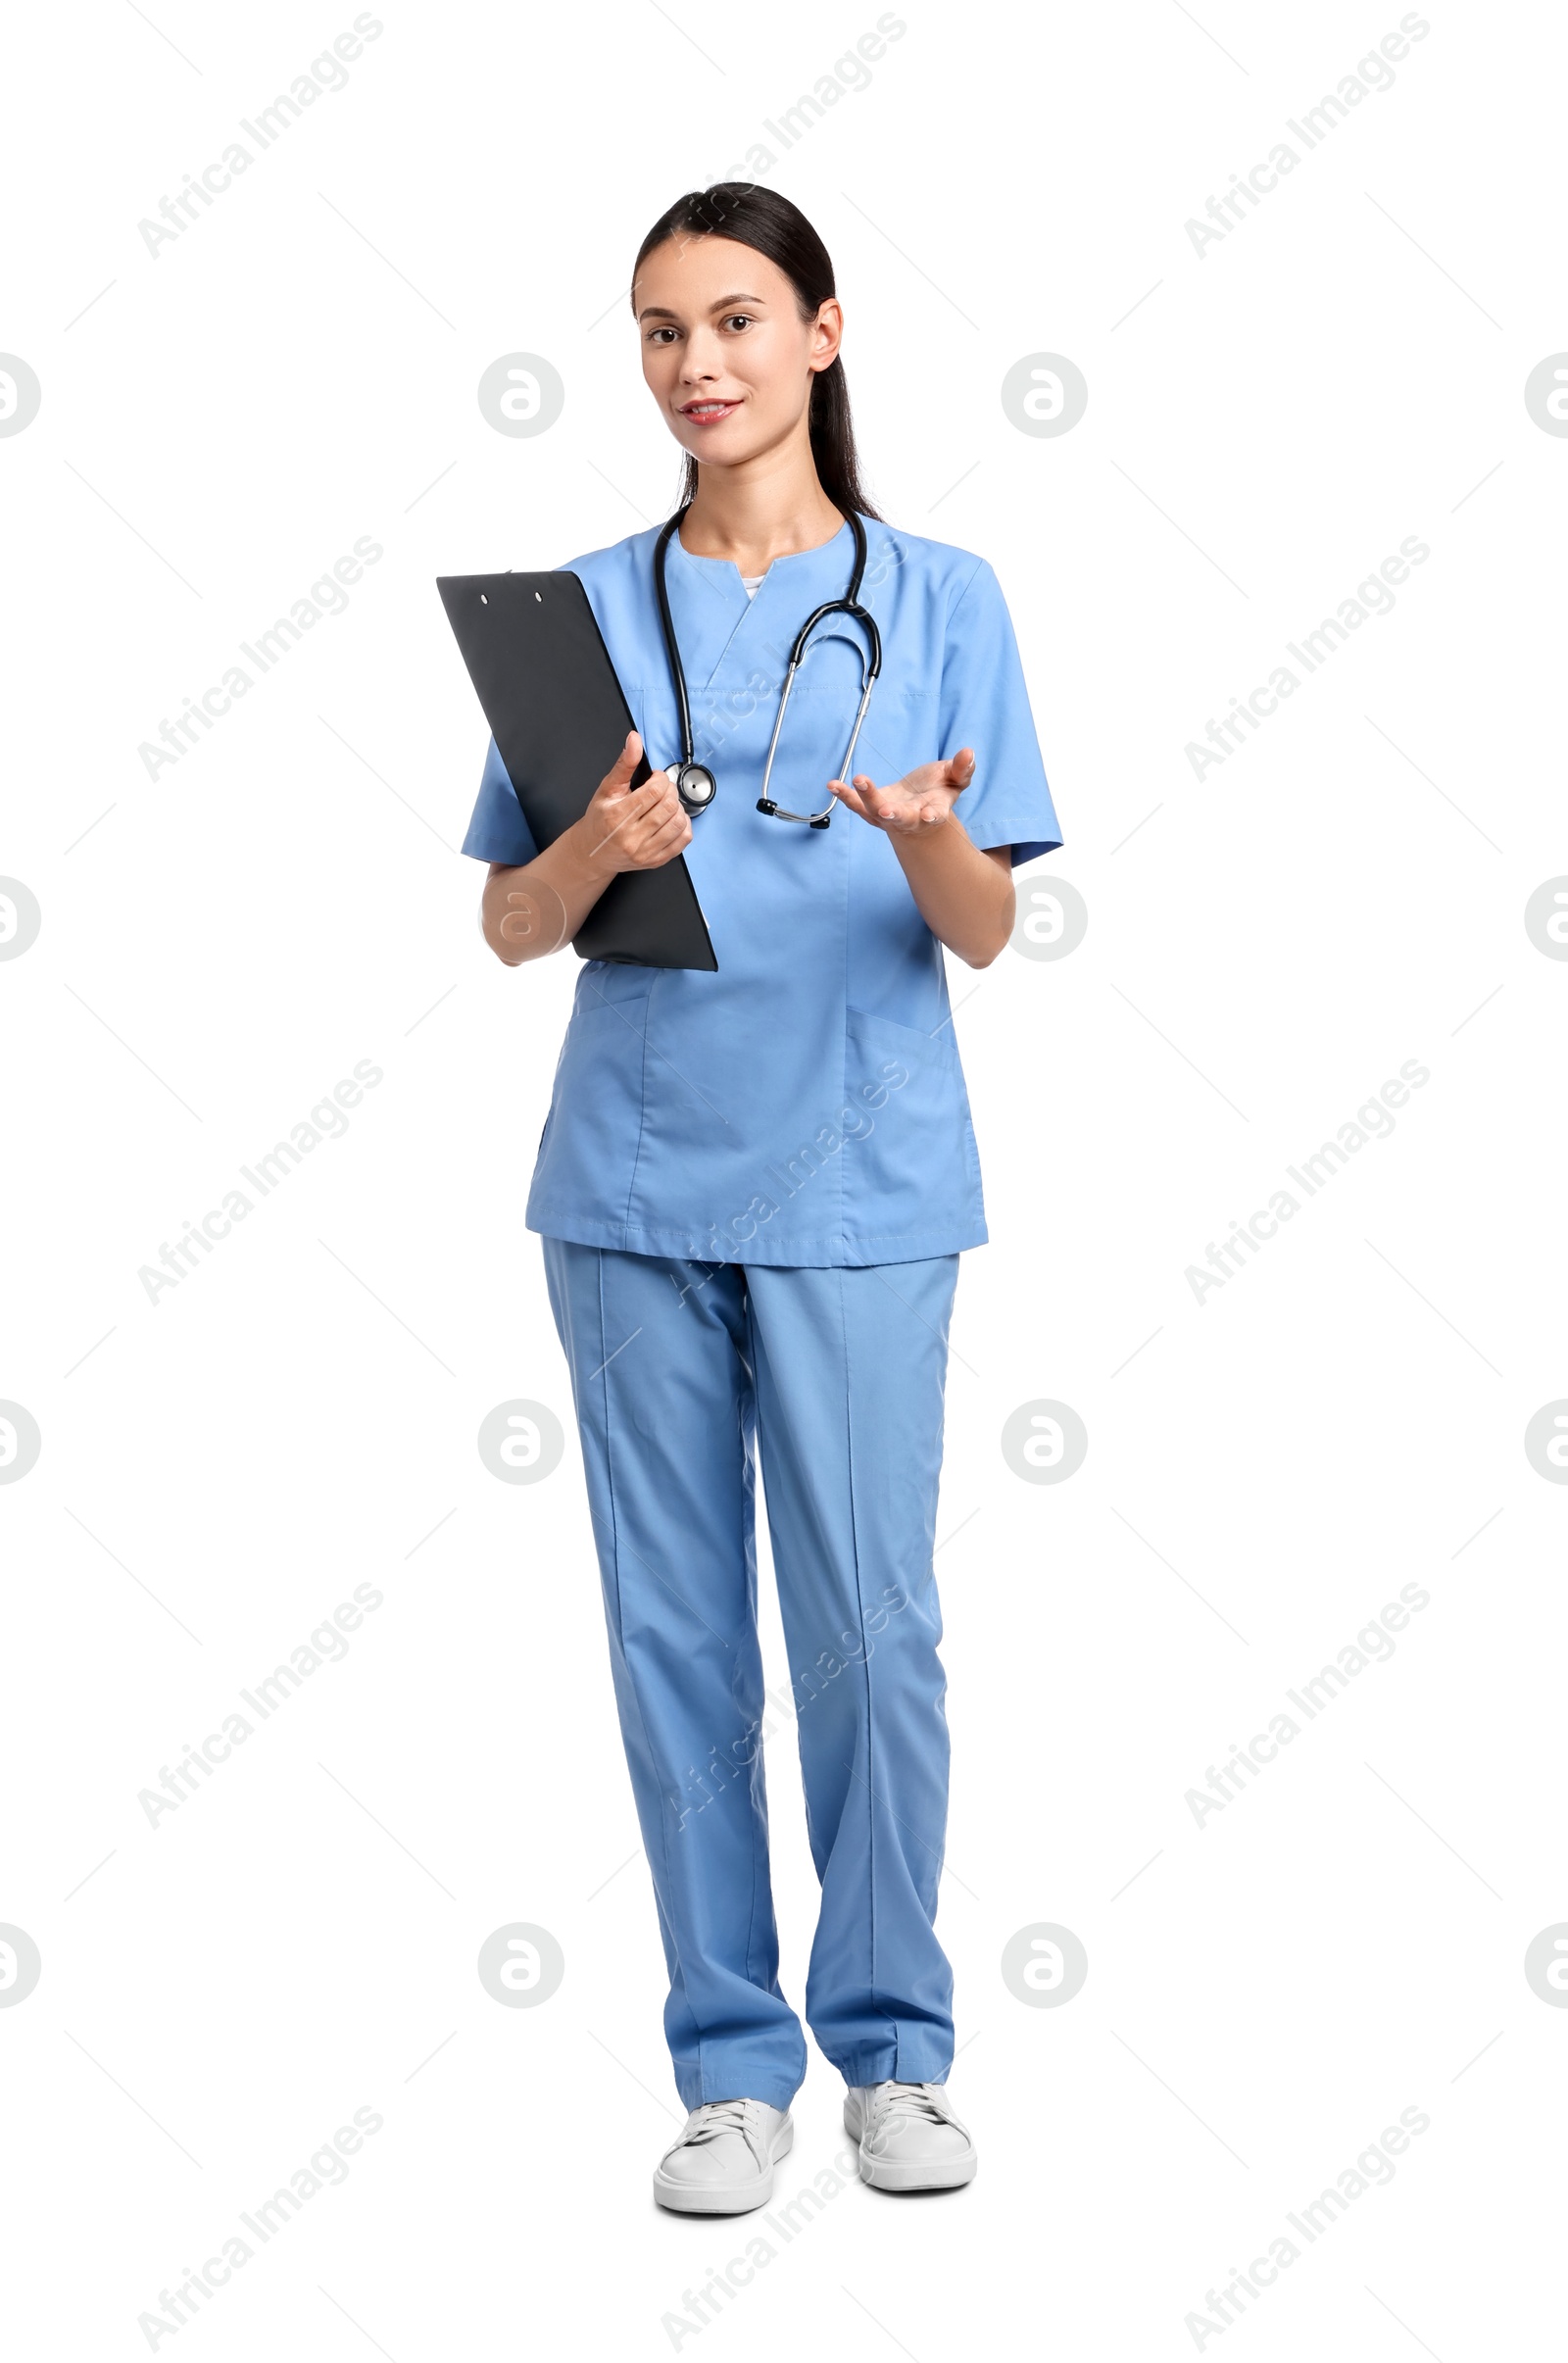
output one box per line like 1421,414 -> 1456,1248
646,325 -> 679,345
721,313 -> 754,333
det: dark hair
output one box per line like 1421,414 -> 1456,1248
630,184 -> 882,522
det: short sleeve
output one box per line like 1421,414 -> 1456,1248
940,560 -> 1062,866
460,735 -> 539,865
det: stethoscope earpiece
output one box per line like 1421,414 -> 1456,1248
654,507 -> 880,828
756,796 -> 832,828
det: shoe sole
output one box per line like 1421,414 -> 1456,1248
842,2105 -> 977,2192
654,2122 -> 793,2215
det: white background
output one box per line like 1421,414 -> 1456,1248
4,0 -> 1565,2353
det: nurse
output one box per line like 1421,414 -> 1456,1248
462,183 -> 1060,2212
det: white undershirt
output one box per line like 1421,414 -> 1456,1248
740,572 -> 766,600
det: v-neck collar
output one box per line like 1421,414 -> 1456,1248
672,517 -> 855,608
668,517 -> 859,680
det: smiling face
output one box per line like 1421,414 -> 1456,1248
634,233 -> 843,479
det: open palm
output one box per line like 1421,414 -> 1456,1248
828,748 -> 976,834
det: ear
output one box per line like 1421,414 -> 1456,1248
808,297 -> 845,373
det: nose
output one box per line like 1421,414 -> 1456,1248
679,323 -> 723,382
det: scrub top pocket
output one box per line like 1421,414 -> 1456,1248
527,982 -> 654,1241
841,1007 -> 984,1257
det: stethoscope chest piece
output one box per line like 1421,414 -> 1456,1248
673,761 -> 717,815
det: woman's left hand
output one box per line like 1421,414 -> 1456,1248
828,748 -> 975,833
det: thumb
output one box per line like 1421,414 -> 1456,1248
947,746 -> 976,790
602,729 -> 642,796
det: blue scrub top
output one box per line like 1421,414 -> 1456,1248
461,516 -> 1062,1267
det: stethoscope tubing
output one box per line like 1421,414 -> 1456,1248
653,507 -> 882,828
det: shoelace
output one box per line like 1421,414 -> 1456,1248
869,2083 -> 952,2128
676,2098 -> 755,2147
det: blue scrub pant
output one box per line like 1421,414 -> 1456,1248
542,1239 -> 959,2112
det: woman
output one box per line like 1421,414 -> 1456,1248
462,184 -> 1061,2212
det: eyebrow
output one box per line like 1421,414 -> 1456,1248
636,292 -> 768,322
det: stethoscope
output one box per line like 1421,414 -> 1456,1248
652,505 -> 883,830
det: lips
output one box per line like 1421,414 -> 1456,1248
680,400 -> 740,423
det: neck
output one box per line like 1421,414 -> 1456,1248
678,433 -> 845,571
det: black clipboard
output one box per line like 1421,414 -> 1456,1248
437,570 -> 717,971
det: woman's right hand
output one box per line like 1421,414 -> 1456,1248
479,730 -> 692,966
575,731 -> 693,874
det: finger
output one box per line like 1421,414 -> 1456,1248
585,771 -> 665,858
637,823 -> 692,867
599,730 -> 644,798
946,746 -> 976,790
619,781 -> 680,831
829,780 -> 875,822
850,772 -> 898,820
849,772 -> 901,819
639,808 -> 693,856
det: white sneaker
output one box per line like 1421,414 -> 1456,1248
653,2098 -> 794,2214
844,2082 -> 977,2191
